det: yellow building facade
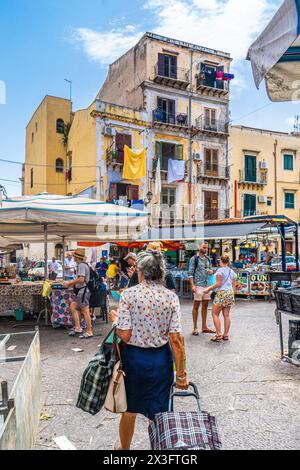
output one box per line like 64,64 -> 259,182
24,96 -> 71,196
230,125 -> 300,225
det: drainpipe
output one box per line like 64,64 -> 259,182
188,50 -> 194,220
234,180 -> 238,218
274,139 -> 278,214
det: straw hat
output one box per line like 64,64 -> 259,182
73,248 -> 86,260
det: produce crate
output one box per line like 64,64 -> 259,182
274,290 -> 292,313
288,320 -> 300,360
291,291 -> 300,315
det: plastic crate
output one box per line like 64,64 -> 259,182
275,290 -> 292,313
288,320 -> 300,360
291,292 -> 300,315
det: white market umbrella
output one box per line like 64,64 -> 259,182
247,0 -> 300,101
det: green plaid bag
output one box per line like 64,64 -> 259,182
76,328 -> 118,416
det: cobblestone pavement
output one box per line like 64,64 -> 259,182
1,299 -> 300,450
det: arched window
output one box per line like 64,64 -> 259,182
55,158 -> 64,173
55,244 -> 63,261
56,118 -> 65,134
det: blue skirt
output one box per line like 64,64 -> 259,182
121,343 -> 174,421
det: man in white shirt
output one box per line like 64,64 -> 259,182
64,253 -> 76,280
48,257 -> 59,281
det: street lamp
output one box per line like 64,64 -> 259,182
144,191 -> 153,207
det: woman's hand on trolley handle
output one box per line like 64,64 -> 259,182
175,371 -> 189,391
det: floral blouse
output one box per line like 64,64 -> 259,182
117,281 -> 182,348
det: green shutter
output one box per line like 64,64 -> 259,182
176,144 -> 184,160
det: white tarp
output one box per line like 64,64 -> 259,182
0,194 -> 149,243
247,0 -> 300,101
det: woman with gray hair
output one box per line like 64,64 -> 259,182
114,250 -> 188,450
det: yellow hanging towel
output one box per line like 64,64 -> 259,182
123,146 -> 146,180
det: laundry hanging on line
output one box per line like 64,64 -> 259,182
167,159 -> 186,184
123,145 -> 146,180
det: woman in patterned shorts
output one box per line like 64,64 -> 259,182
204,254 -> 236,342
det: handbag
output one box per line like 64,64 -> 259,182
149,383 -> 222,451
76,327 -> 118,416
104,341 -> 127,414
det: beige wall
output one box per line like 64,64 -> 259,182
230,125 -> 300,222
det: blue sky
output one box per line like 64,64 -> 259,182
0,0 -> 297,196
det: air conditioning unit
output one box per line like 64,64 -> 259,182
258,195 -> 268,204
104,127 -> 116,137
193,153 -> 202,162
260,161 -> 268,170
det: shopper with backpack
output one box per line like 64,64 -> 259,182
63,248 -> 94,339
188,242 -> 215,337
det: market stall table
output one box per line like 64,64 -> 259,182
0,282 -> 44,317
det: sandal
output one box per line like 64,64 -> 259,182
223,336 -> 229,341
211,335 -> 223,343
192,329 -> 200,336
69,330 -> 83,337
79,334 -> 94,340
202,328 -> 216,334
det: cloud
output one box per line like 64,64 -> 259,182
71,28 -> 142,66
72,0 -> 279,67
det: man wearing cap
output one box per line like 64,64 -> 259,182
124,253 -> 139,289
63,248 -> 93,339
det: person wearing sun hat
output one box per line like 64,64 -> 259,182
63,248 -> 93,339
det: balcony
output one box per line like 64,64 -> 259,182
237,210 -> 269,219
153,64 -> 190,90
196,75 -> 229,99
197,163 -> 230,183
153,109 -> 189,131
238,170 -> 268,187
194,116 -> 229,136
106,148 -> 123,167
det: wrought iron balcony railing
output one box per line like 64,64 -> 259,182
153,109 -> 188,127
195,116 -> 229,134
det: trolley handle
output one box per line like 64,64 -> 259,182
168,382 -> 202,412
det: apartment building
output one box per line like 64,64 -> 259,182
24,33 -> 232,225
230,125 -> 300,227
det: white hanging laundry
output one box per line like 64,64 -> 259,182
167,159 -> 185,184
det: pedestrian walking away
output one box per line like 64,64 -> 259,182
188,242 -> 216,336
113,250 -> 189,451
203,254 -> 237,342
63,248 -> 94,339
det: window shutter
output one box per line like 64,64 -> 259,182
168,100 -> 176,124
204,109 -> 210,127
155,141 -> 162,163
176,145 -> 184,160
129,185 -> 139,201
170,55 -> 177,79
211,109 -> 217,127
109,183 -> 118,201
213,149 -> 218,173
158,54 -> 165,76
216,66 -> 224,90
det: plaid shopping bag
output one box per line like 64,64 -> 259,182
76,329 -> 117,416
149,411 -> 222,450
149,383 -> 222,451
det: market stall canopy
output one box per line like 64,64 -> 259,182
0,194 -> 149,243
247,0 -> 300,101
139,220 -> 268,242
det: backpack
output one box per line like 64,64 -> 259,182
81,263 -> 101,295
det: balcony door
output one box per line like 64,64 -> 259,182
204,191 -> 219,220
157,97 -> 175,124
158,53 -> 177,79
245,155 -> 257,182
244,194 -> 256,217
115,133 -> 132,164
204,148 -> 218,176
204,109 -> 217,130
